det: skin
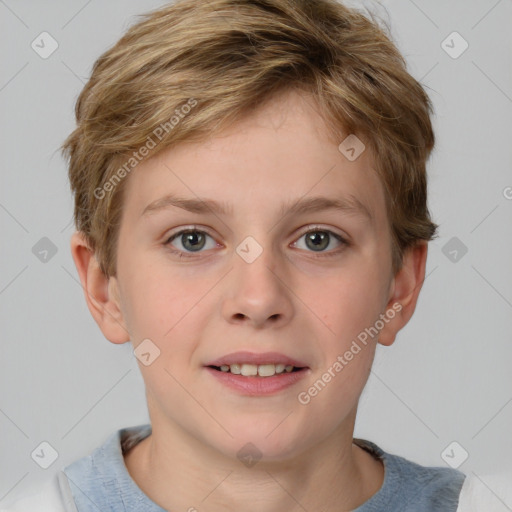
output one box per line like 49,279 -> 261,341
71,89 -> 427,512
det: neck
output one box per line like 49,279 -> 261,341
124,415 -> 384,512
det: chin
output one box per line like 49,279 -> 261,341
217,422 -> 312,463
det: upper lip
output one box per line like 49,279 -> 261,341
206,351 -> 308,368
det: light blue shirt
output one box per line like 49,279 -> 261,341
61,424 -> 465,511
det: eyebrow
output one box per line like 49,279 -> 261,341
141,194 -> 373,223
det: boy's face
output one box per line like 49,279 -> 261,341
82,89 -> 423,460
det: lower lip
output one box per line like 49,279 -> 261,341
205,367 -> 309,396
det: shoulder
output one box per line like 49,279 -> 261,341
0,424 -> 153,512
0,424 -> 152,512
354,438 -> 466,511
456,471 -> 512,512
61,424 -> 154,511
0,472 -> 70,512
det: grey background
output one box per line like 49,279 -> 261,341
1,0 -> 511,507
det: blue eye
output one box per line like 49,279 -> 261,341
164,226 -> 348,258
293,228 -> 348,256
165,229 -> 217,255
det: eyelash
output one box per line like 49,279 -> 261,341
163,225 -> 349,259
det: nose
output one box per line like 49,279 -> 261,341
220,242 -> 295,329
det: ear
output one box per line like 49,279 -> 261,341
70,231 -> 130,344
378,241 -> 428,347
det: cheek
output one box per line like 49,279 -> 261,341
120,261 -> 196,340
296,339 -> 375,432
121,261 -> 219,368
310,266 -> 387,344
303,264 -> 387,411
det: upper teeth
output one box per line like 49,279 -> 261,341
219,363 -> 294,376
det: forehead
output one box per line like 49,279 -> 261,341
121,89 -> 388,229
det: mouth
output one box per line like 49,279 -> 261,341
204,351 -> 310,396
208,363 -> 304,377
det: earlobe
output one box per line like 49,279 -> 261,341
378,242 -> 428,347
70,231 -> 130,344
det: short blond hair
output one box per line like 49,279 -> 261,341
62,0 -> 438,277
